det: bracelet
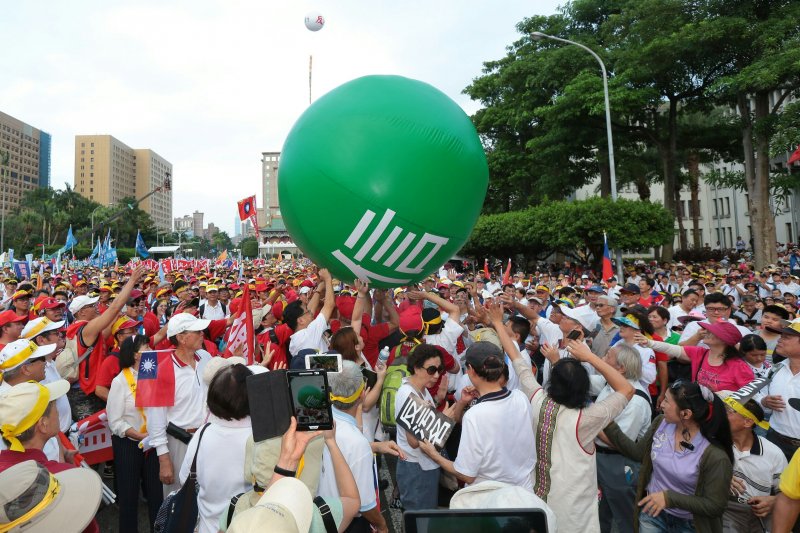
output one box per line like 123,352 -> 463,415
273,465 -> 297,478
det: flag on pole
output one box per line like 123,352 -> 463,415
36,263 -> 44,290
501,258 -> 512,285
158,260 -> 165,283
135,230 -> 150,258
217,249 -> 228,262
602,232 -> 614,281
225,283 -> 256,364
237,195 -> 260,236
788,145 -> 800,165
483,258 -> 490,280
65,225 -> 78,249
136,351 -> 175,407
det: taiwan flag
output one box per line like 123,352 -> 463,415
602,232 -> 614,281
135,351 -> 175,408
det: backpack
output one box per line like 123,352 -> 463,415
379,344 -> 414,430
55,335 -> 93,383
199,302 -> 227,319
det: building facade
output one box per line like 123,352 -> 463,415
73,135 -> 172,231
174,214 -> 193,235
0,111 -> 51,215
260,151 -> 291,243
192,211 -> 204,237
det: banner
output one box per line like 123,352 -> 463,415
396,395 -> 455,448
225,283 -> 256,364
70,409 -> 113,465
13,260 -> 30,280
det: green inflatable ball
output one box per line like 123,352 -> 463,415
279,75 -> 488,288
297,385 -> 327,409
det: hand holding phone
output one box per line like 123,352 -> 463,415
288,370 -> 334,431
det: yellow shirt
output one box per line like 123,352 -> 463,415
780,448 -> 800,500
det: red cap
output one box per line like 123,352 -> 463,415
272,301 -> 285,322
300,279 -> 314,288
39,297 -> 66,310
0,310 -> 27,327
399,307 -> 423,332
335,295 -> 355,320
255,282 -> 268,292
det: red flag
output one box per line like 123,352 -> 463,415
502,259 -> 512,285
483,259 -> 490,280
71,410 -> 113,465
225,284 -> 256,364
602,233 -> 614,281
136,351 -> 175,407
237,195 -> 260,236
789,145 -> 800,165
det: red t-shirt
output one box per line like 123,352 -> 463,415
684,345 -> 755,392
648,334 -> 669,396
95,352 -> 120,390
255,323 -> 293,369
67,322 -> 107,396
142,311 -> 159,337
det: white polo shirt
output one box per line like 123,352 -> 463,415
453,388 -> 535,490
289,313 -> 329,356
145,351 -> 211,456
425,317 -> 463,358
761,362 -> 800,438
318,408 -> 378,513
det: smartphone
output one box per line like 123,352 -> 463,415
287,370 -> 333,431
566,330 -> 582,341
362,367 -> 378,390
305,353 -> 343,373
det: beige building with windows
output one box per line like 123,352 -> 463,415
74,135 -> 172,231
0,110 -> 51,215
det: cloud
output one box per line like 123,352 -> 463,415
1,0 -> 560,234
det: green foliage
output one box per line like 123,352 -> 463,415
461,197 -> 674,264
240,237 -> 259,259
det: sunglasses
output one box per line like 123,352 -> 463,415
423,365 -> 445,376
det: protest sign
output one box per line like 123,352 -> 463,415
396,394 -> 455,448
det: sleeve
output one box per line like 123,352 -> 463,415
604,416 -> 663,463
106,377 -> 132,438
639,348 -> 657,386
178,431 -> 201,485
683,345 -> 708,364
452,413 -> 481,478
589,375 -> 607,397
664,446 -> 732,516
442,318 -> 463,346
780,449 -> 800,500
512,357 -> 541,399
95,357 -> 118,389
144,406 -> 169,456
732,360 -> 755,389
352,446 -> 378,512
578,392 -> 629,448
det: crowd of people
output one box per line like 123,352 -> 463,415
1,252 -> 800,532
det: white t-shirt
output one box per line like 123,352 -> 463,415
289,313 -> 330,356
318,409 -> 378,513
453,388 -> 535,490
425,317 -> 463,358
395,381 -> 439,470
679,319 -> 752,349
200,301 -> 227,321
612,340 -> 657,388
590,377 -> 651,447
667,305 -> 690,330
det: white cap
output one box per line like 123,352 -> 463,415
167,313 -> 210,337
21,318 -> 65,340
298,286 -> 311,295
0,340 -> 56,372
68,295 -> 99,315
228,477 -> 313,533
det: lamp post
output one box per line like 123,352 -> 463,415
531,31 -> 624,282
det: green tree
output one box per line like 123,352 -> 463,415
212,231 -> 233,253
240,237 -> 258,259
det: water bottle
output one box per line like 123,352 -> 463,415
378,346 -> 390,365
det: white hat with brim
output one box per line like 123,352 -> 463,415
560,305 -> 598,331
228,477 -> 313,533
0,460 -> 102,533
166,313 -> 211,337
0,380 -> 71,450
67,295 -> 99,315
21,318 -> 66,340
0,339 -> 57,372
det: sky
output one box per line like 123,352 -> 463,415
2,0 -> 562,235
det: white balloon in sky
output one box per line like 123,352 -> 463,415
304,12 -> 325,32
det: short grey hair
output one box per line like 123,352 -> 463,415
615,343 -> 642,381
598,295 -> 618,307
328,360 -> 364,411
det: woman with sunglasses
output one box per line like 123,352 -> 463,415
603,381 -> 733,533
394,343 -> 447,511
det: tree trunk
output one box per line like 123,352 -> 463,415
659,98 -> 679,261
740,92 -> 778,269
675,185 -> 688,251
687,151 -> 702,249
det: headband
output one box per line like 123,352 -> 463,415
723,396 -> 769,430
329,380 -> 366,404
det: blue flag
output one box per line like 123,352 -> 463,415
136,230 -> 150,258
65,225 -> 78,249
158,260 -> 165,283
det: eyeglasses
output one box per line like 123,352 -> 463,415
705,306 -> 728,313
594,304 -> 607,309
423,365 -> 445,375
25,356 -> 47,366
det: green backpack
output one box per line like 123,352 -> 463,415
379,344 -> 414,430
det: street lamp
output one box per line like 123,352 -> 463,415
531,31 -> 624,281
